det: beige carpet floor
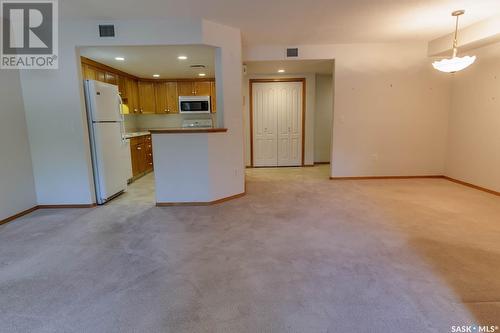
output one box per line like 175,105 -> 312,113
0,165 -> 499,332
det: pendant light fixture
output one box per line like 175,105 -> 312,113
432,10 -> 476,73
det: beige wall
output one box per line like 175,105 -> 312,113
445,42 -> 500,192
314,74 -> 333,163
244,43 -> 451,177
0,67 -> 37,220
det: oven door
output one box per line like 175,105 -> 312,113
179,97 -> 211,113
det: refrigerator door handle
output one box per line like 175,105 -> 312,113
117,94 -> 126,142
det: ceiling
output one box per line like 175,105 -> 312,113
79,45 -> 215,79
63,0 -> 500,45
246,60 -> 334,75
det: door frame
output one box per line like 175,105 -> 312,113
249,78 -> 306,167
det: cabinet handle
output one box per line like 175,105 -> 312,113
149,162 -> 153,165
137,147 -> 142,150
164,109 -> 167,112
148,153 -> 152,156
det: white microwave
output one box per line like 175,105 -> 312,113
179,96 -> 211,113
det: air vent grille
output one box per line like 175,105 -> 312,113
286,48 -> 299,57
190,64 -> 206,68
99,25 -> 115,37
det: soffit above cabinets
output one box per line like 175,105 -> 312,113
80,45 -> 216,79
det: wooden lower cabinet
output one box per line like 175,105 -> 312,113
130,135 -> 153,179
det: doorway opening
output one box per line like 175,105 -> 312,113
77,44 -> 218,205
244,59 -> 335,169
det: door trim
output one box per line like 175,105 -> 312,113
249,78 -> 306,167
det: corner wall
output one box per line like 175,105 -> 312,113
445,42 -> 500,192
314,74 -> 333,163
0,66 -> 37,220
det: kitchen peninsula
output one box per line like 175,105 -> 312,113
151,128 -> 236,206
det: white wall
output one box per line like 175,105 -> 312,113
314,74 -> 333,163
0,67 -> 37,220
244,43 -> 451,177
445,42 -> 500,192
243,73 -> 316,166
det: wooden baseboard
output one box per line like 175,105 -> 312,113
444,176 -> 500,196
330,175 -> 500,197
0,206 -> 39,226
330,175 -> 444,180
157,192 -> 245,207
0,204 -> 96,226
38,204 -> 97,209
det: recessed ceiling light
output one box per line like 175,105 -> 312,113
198,73 -> 206,77
178,56 -> 188,60
115,57 -> 125,61
278,69 -> 285,73
153,74 -> 160,78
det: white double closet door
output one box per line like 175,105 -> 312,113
253,81 -> 303,167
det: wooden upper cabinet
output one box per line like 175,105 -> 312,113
82,64 -> 96,80
128,79 -> 140,113
118,76 -> 128,99
154,83 -> 168,114
105,72 -> 118,85
177,81 -> 194,96
166,82 -> 179,113
194,81 -> 211,96
155,82 -> 179,114
210,81 -> 216,113
138,81 -> 156,114
95,69 -> 106,82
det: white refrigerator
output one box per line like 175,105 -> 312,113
84,80 -> 132,204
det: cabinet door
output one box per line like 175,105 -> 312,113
95,69 -> 106,82
138,81 -> 156,114
210,81 -> 216,113
144,135 -> 154,171
131,141 -> 145,176
154,82 -> 168,114
130,79 -> 140,113
118,75 -> 128,99
105,72 -> 118,85
166,82 -> 179,113
194,81 -> 211,96
177,81 -> 194,96
82,64 -> 96,80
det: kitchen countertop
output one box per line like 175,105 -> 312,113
148,128 -> 228,134
123,131 -> 150,139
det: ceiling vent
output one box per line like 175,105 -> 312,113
286,48 -> 299,58
190,64 -> 206,69
99,25 -> 115,37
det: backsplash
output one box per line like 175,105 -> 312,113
124,113 -> 216,131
